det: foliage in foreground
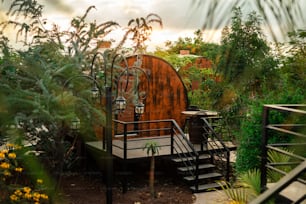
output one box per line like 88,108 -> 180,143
219,169 -> 268,204
0,0 -> 162,176
0,144 -> 50,203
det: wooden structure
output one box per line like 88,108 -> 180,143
116,54 -> 188,136
86,54 -> 236,193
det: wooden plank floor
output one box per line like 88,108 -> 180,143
85,135 -> 236,160
86,135 -> 181,159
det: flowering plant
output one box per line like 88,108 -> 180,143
0,144 -> 49,204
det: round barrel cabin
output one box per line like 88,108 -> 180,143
116,54 -> 188,137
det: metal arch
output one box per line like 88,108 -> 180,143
62,74 -> 103,100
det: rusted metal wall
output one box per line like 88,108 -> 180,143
117,54 -> 188,136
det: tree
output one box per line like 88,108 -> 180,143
164,29 -> 221,61
189,0 -> 306,43
282,29 -> 306,90
0,0 -> 163,189
118,13 -> 163,53
217,7 -> 277,93
143,141 -> 160,198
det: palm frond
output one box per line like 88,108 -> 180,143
238,169 -> 261,198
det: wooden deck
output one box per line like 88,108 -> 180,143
85,135 -> 236,160
86,135 -> 182,159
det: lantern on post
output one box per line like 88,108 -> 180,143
70,117 -> 80,131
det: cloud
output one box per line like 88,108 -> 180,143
41,0 -> 73,14
0,0 -> 223,50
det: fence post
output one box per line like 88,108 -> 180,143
124,123 -> 127,160
195,155 -> 199,191
171,121 -> 174,155
226,151 -> 230,182
260,106 -> 269,193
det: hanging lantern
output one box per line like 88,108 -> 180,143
135,101 -> 145,115
91,84 -> 99,99
115,95 -> 126,111
70,117 -> 80,130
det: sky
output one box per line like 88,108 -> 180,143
0,0 -> 227,51
40,0 -> 224,50
1,0 -> 306,51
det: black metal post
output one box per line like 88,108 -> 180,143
134,112 -> 140,131
123,123 -> 128,194
170,122 -> 174,155
260,106 -> 269,193
105,86 -> 113,204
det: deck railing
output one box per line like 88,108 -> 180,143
257,104 -> 306,203
113,119 -> 200,189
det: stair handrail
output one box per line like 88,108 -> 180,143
250,160 -> 306,204
170,119 -> 200,189
259,104 -> 306,202
170,119 -> 198,156
201,117 -> 231,181
113,118 -> 200,190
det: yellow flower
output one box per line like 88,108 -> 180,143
10,194 -> 18,201
37,179 -> 43,184
24,193 -> 32,199
2,149 -> 8,154
14,145 -> 22,150
0,162 -> 10,169
8,152 -> 16,159
15,167 -> 23,172
33,192 -> 40,201
14,189 -> 23,196
23,186 -> 32,193
40,193 -> 49,200
4,170 -> 11,176
0,152 -> 5,159
6,143 -> 14,148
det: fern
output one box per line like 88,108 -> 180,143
218,181 -> 249,204
238,169 -> 261,199
267,148 -> 293,182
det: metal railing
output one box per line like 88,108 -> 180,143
113,119 -> 199,189
200,117 -> 231,181
258,104 -> 306,203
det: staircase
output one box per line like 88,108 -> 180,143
111,118 -> 233,193
252,104 -> 306,203
172,151 -> 224,192
171,116 -> 232,193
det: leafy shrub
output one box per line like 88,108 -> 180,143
234,101 -> 262,174
219,169 -> 274,204
238,169 -> 261,199
235,86 -> 305,174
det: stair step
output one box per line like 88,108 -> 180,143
190,182 -> 224,193
172,154 -> 210,163
178,164 -> 215,172
184,172 -> 222,181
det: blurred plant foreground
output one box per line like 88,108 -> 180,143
0,0 -> 305,203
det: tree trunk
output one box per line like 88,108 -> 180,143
149,155 -> 155,198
